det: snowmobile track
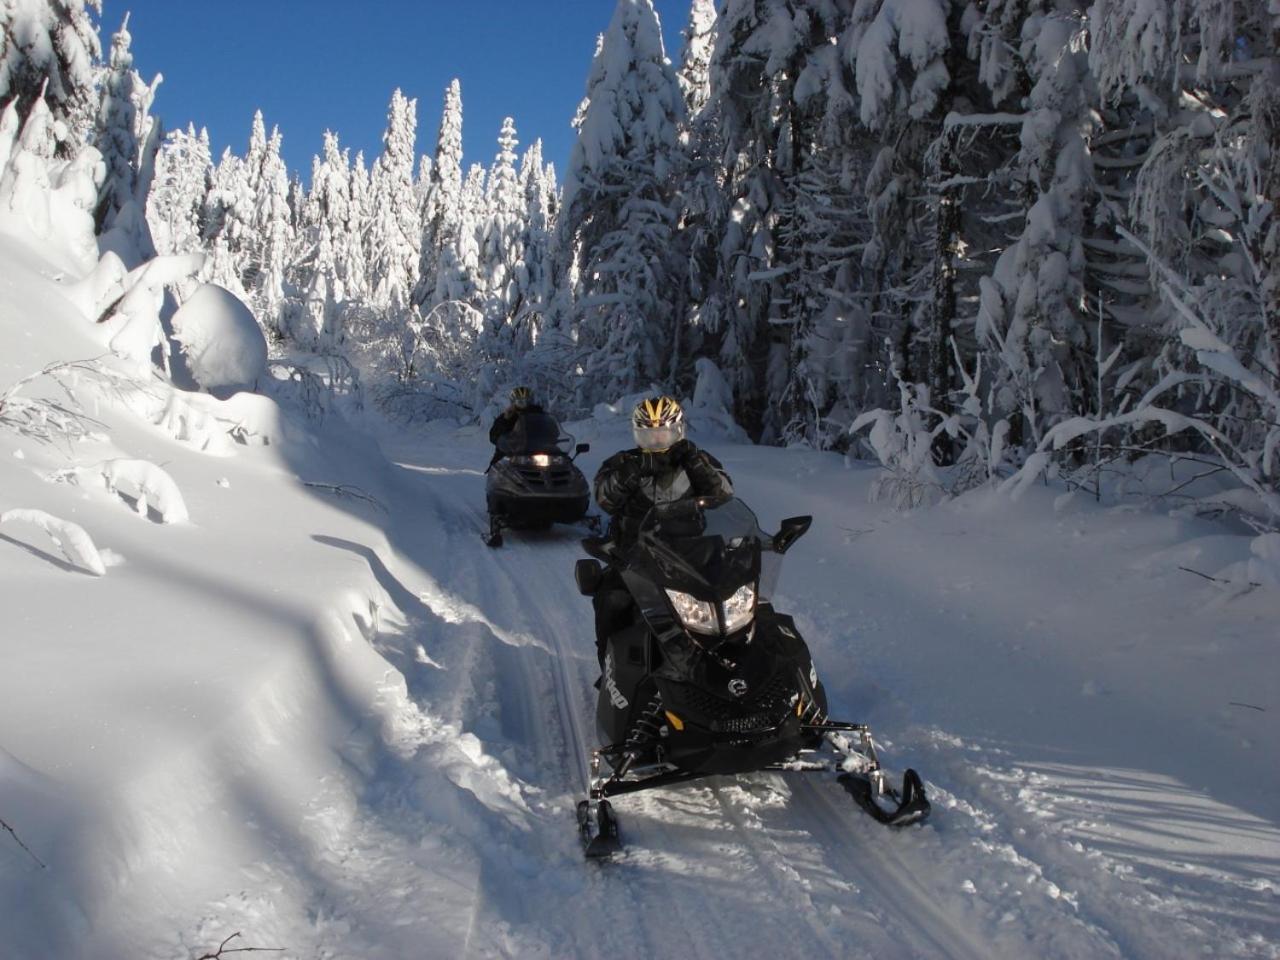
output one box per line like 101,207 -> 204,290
791,777 -> 994,960
709,783 -> 855,957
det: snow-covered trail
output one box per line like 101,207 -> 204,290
352,426 -> 1152,960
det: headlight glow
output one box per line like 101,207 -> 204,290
531,453 -> 552,467
665,588 -> 718,635
722,583 -> 756,633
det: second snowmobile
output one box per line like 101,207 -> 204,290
484,412 -> 600,547
574,496 -> 929,858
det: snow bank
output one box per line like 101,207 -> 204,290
170,283 -> 267,393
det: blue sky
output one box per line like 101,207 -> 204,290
117,0 -> 693,181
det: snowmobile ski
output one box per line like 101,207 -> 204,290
577,797 -> 621,859
839,767 -> 931,828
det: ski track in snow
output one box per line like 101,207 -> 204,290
364,434 -> 1203,960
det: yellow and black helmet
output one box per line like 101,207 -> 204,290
632,395 -> 685,452
509,386 -> 534,409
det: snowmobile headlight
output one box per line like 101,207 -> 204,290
665,589 -> 718,635
722,583 -> 756,633
531,453 -> 551,467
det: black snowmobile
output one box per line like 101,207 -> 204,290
484,412 -> 601,547
573,496 -> 929,858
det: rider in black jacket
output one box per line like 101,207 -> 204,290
590,396 -> 733,662
489,386 -> 543,465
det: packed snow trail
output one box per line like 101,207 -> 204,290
352,422 -> 1193,960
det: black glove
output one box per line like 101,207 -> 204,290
617,454 -> 647,489
667,439 -> 694,466
635,451 -> 666,478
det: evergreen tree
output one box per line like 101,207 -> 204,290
253,123 -> 292,336
557,0 -> 685,402
0,0 -> 101,156
367,88 -> 420,310
148,123 -> 211,256
346,149 -> 371,301
480,116 -> 526,333
676,0 -> 716,118
93,12 -> 161,247
416,79 -> 466,312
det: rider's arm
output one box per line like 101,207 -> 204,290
489,410 -> 516,444
682,445 -> 734,500
594,453 -> 644,516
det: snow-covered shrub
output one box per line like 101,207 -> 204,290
98,252 -> 205,373
0,509 -> 106,575
100,458 -> 188,523
170,283 -> 267,393
850,381 -> 946,510
0,359 -> 129,446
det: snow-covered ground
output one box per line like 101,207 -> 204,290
2,235 -> 1278,959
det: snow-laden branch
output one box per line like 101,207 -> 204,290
0,509 -> 107,575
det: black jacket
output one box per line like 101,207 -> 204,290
489,404 -> 545,446
594,439 -> 733,545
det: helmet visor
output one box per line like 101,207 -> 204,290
633,422 -> 685,452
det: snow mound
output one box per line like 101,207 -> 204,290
170,284 -> 267,393
0,508 -> 106,575
102,458 -> 189,523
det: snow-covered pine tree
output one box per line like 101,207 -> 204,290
975,5 -> 1094,450
366,88 -> 420,311
345,148 -> 371,302
252,123 -> 292,337
1082,0 -> 1280,519
557,0 -> 685,404
0,0 -> 101,156
676,0 -> 716,118
148,123 -> 211,257
91,12 -> 161,264
454,160 -> 486,305
415,78 -> 464,312
516,137 -> 555,344
479,116 -> 526,340
200,145 -> 253,300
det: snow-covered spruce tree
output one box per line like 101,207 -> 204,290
457,161 -> 487,298
704,0 -> 887,443
1064,0 -> 1280,522
415,78 -> 464,311
556,0 -> 685,406
345,149 -> 371,302
667,0 -> 725,395
366,88 -> 419,312
252,123 -> 292,338
676,0 -> 716,119
299,131 -> 352,297
973,5 -> 1095,453
0,0 -> 101,156
92,11 -> 161,264
478,116 -> 527,349
515,138 -> 556,347
845,0 -> 974,452
147,124 -> 211,257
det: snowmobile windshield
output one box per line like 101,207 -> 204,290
634,497 -> 774,602
496,413 -> 574,457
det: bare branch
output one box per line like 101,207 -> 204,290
301,482 -> 388,514
0,814 -> 46,869
193,932 -> 284,959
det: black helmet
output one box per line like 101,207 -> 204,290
632,395 -> 685,452
510,386 -> 534,409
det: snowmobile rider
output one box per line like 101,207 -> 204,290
488,386 -> 544,467
590,395 -> 733,664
